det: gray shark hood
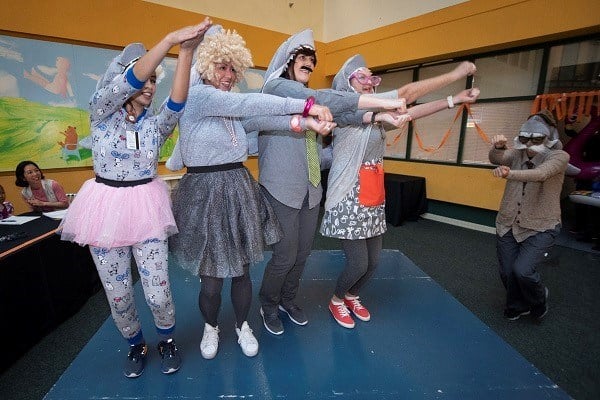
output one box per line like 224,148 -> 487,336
331,54 -> 367,92
96,43 -> 146,92
263,29 -> 315,90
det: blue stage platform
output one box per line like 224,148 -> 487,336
44,250 -> 569,399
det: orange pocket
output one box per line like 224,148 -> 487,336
358,164 -> 385,206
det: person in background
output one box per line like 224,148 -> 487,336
489,115 -> 569,321
15,160 -> 69,212
257,29 -> 410,336
321,54 -> 479,328
166,25 -> 333,360
0,184 -> 14,219
59,18 -> 212,378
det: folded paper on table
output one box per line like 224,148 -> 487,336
43,209 -> 69,220
0,216 -> 41,225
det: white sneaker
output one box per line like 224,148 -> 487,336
200,323 -> 219,359
236,321 -> 259,357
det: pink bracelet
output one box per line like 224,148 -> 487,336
303,96 -> 315,118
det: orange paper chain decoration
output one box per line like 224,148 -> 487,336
411,103 -> 490,153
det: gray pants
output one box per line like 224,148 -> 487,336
335,236 -> 382,299
496,228 -> 557,311
259,189 -> 319,314
90,238 -> 175,340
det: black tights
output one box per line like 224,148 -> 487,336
198,264 -> 251,328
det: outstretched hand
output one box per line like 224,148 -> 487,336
454,61 -> 477,78
492,165 -> 510,178
379,97 -> 407,113
168,17 -> 213,48
306,117 -> 337,136
308,104 -> 333,122
491,134 -> 508,149
454,88 -> 480,104
377,111 -> 411,128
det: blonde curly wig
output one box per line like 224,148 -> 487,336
195,28 -> 253,85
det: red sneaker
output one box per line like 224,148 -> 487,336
344,296 -> 371,322
329,300 -> 355,328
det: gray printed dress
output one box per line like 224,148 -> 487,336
320,124 -> 387,240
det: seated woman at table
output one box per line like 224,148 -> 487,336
321,54 -> 480,329
15,160 -> 69,212
0,184 -> 14,219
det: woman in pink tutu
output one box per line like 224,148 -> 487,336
59,18 -> 212,378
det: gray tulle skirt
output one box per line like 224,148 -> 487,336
170,166 -> 282,278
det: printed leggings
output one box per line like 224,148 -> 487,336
90,238 -> 175,340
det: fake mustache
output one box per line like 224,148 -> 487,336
300,65 -> 313,73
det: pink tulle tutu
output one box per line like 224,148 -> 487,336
60,178 -> 177,248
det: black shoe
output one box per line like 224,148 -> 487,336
157,339 -> 181,374
260,307 -> 284,335
124,343 -> 148,378
503,308 -> 531,321
279,303 -> 308,326
531,287 -> 549,320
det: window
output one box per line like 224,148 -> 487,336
380,35 -> 599,166
545,39 -> 600,93
461,101 -> 532,165
474,50 -> 543,99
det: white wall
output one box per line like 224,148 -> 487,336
144,0 -> 467,41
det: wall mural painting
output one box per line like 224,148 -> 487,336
0,35 -> 265,172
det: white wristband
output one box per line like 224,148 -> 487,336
446,95 -> 455,109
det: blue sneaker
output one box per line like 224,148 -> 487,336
124,343 -> 148,378
157,339 -> 181,374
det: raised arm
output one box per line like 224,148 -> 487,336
405,88 -> 479,120
397,61 -> 476,104
168,17 -> 212,103
133,17 -> 212,85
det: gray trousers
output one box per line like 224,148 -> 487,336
496,227 -> 558,311
335,235 -> 382,299
259,189 -> 319,314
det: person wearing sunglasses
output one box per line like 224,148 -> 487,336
489,115 -> 569,322
321,54 -> 480,329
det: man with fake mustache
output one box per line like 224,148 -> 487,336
489,114 -> 569,322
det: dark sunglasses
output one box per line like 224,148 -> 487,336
518,135 -> 545,145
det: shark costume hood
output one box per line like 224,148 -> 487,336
81,43 -> 160,150
262,29 -> 316,90
331,54 -> 368,92
95,43 -> 164,92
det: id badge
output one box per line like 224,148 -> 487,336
126,130 -> 139,150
